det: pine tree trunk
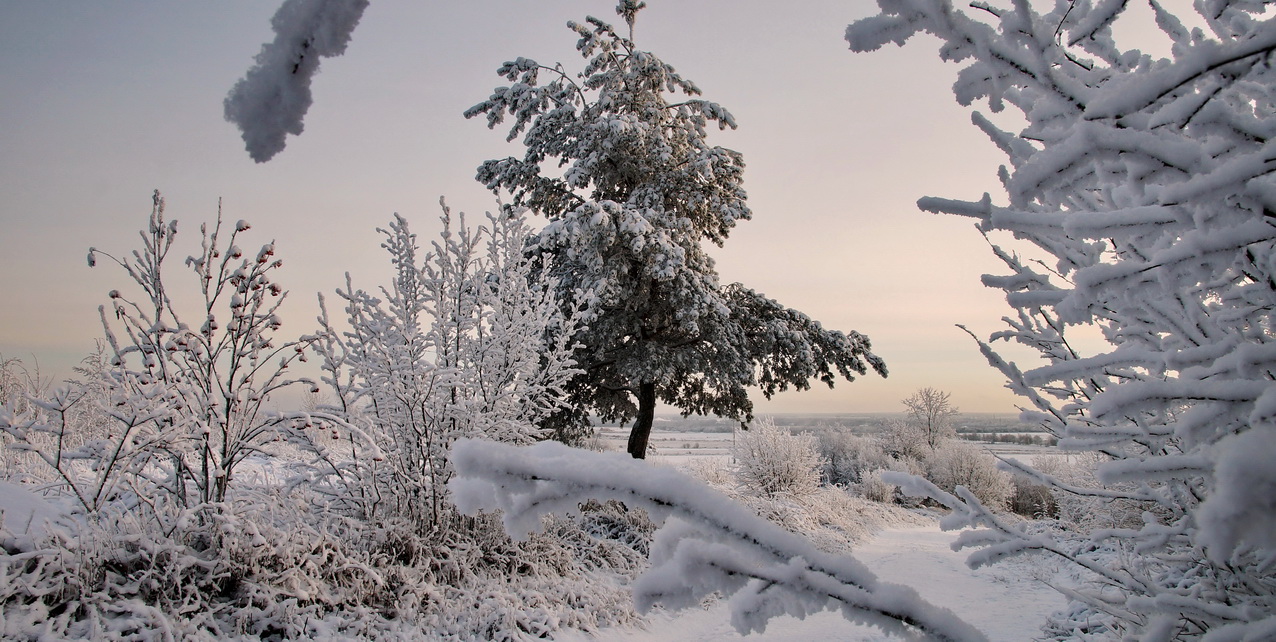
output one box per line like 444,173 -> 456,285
627,382 -> 657,459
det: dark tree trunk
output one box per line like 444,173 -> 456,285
626,382 -> 657,459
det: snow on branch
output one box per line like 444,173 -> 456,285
853,0 -> 1276,636
449,438 -> 986,642
224,0 -> 369,162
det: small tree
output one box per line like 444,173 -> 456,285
466,2 -> 886,458
901,387 -> 958,450
315,204 -> 584,528
1,192 -> 351,529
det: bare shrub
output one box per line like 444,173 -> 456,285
733,418 -> 823,498
926,441 -> 1012,511
816,430 -> 889,486
1008,476 -> 1057,518
857,469 -> 897,504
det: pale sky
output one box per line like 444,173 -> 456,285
0,1 -> 1070,414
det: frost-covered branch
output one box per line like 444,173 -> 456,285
450,438 -> 985,641
224,0 -> 370,162
76,191 -> 365,520
851,1 -> 1276,637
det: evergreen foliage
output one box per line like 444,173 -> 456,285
466,3 -> 886,458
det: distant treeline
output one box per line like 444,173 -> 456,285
618,414 -> 1049,435
960,432 -> 1058,447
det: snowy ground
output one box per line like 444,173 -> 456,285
558,524 -> 1064,642
572,425 -> 1069,639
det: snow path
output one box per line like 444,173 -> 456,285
558,524 -> 1064,641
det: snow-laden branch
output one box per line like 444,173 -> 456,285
449,438 -> 985,641
854,1 -> 1276,636
224,0 -> 369,162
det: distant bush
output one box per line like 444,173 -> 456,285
878,418 -> 931,462
1034,454 -> 1144,531
961,432 -> 1058,446
1009,476 -> 1057,518
733,418 -> 823,498
856,469 -> 896,504
815,430 -> 890,486
925,441 -> 1013,511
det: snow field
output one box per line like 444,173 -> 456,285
558,524 -> 1064,642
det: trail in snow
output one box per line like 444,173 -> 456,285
559,524 -> 1064,641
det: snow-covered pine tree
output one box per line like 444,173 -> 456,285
849,1 -> 1276,637
467,2 -> 886,458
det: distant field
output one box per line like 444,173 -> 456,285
596,414 -> 1067,466
602,412 -> 1042,435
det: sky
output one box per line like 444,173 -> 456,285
0,1 -> 1171,415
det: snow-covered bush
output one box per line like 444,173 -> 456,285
733,419 -> 823,498
850,1 -> 1276,636
816,429 -> 890,486
0,356 -> 46,481
686,439 -> 927,550
2,193 -> 352,526
1034,453 -> 1142,530
683,454 -> 735,488
868,389 -> 1010,509
878,417 -> 932,463
925,441 -> 1013,512
359,506 -> 649,641
0,356 -> 39,412
857,469 -> 898,504
314,204 -> 583,530
1007,475 -> 1056,519
0,349 -> 111,486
